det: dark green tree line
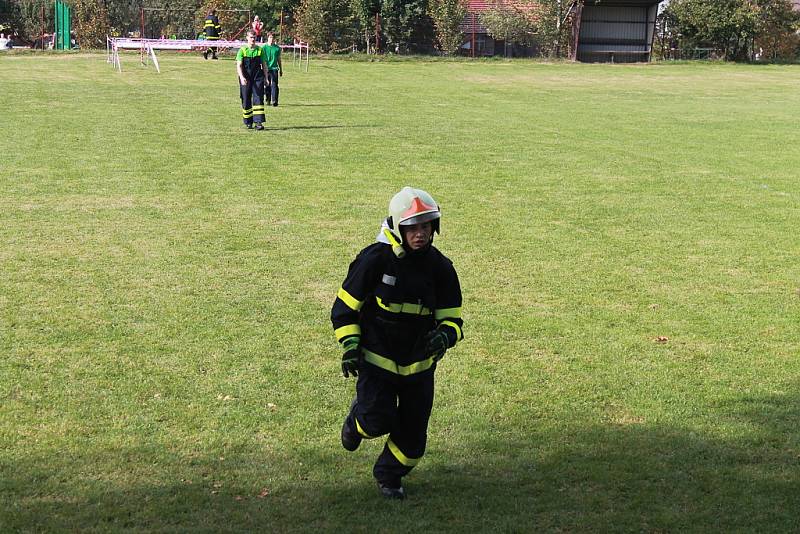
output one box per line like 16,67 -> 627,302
659,0 -> 799,61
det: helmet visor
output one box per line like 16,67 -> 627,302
398,211 -> 440,226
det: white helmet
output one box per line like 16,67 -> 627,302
383,187 -> 441,256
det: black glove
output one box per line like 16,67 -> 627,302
422,329 -> 450,362
341,336 -> 361,378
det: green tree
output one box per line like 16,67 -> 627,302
244,0 -> 301,37
661,0 -> 759,60
380,0 -> 434,53
2,0 -> 49,42
295,0 -> 356,51
350,0 -> 379,51
480,1 -> 536,56
73,0 -> 111,48
533,0 -> 577,58
753,0 -> 800,60
197,0 -> 252,40
428,0 -> 467,55
0,0 -> 18,34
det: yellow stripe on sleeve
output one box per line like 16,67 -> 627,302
334,324 -> 361,342
435,307 -> 462,320
337,287 -> 364,311
440,320 -> 463,341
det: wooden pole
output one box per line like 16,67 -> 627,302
570,1 -> 583,61
471,13 -> 475,58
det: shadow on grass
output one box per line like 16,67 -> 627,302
262,124 -> 377,131
279,104 -> 367,107
3,389 -> 799,531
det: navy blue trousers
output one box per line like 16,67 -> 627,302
266,69 -> 280,106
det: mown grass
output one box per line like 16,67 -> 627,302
1,51 -> 799,532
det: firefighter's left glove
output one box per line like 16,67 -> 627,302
423,329 -> 450,362
341,336 -> 361,378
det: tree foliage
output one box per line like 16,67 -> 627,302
197,0 -> 252,40
295,0 -> 356,51
380,0 -> 434,53
480,1 -> 535,55
428,0 -> 467,55
350,0 -> 379,50
1,0 -> 48,41
660,0 -> 799,61
533,0 -> 576,58
73,0 -> 111,48
753,0 -> 800,60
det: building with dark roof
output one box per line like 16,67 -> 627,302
461,0 -> 663,62
574,0 -> 663,62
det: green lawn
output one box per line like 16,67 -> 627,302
1,51 -> 799,532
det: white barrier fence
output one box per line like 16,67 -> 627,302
107,37 -> 310,73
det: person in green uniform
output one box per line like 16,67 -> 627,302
236,31 -> 267,130
262,32 -> 283,107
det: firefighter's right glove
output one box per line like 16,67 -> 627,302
341,336 -> 361,378
423,329 -> 450,362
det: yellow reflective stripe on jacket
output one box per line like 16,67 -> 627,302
362,348 -> 435,376
440,320 -> 463,341
334,324 -> 361,342
355,417 -> 376,439
375,296 -> 431,316
387,437 -> 420,466
435,306 -> 461,320
337,287 -> 364,311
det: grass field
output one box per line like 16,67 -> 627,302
1,51 -> 799,532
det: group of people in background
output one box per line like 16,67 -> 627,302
198,10 -> 283,130
236,29 -> 282,130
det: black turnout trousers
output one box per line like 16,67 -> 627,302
346,365 -> 434,487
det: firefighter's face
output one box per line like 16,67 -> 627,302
401,222 -> 432,250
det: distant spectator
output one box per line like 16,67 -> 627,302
203,9 -> 220,60
262,32 -> 282,107
0,33 -> 9,51
252,15 -> 264,42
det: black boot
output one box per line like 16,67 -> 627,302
341,398 -> 362,451
377,481 -> 405,500
341,415 -> 362,451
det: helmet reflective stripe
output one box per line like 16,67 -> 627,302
388,186 -> 441,246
